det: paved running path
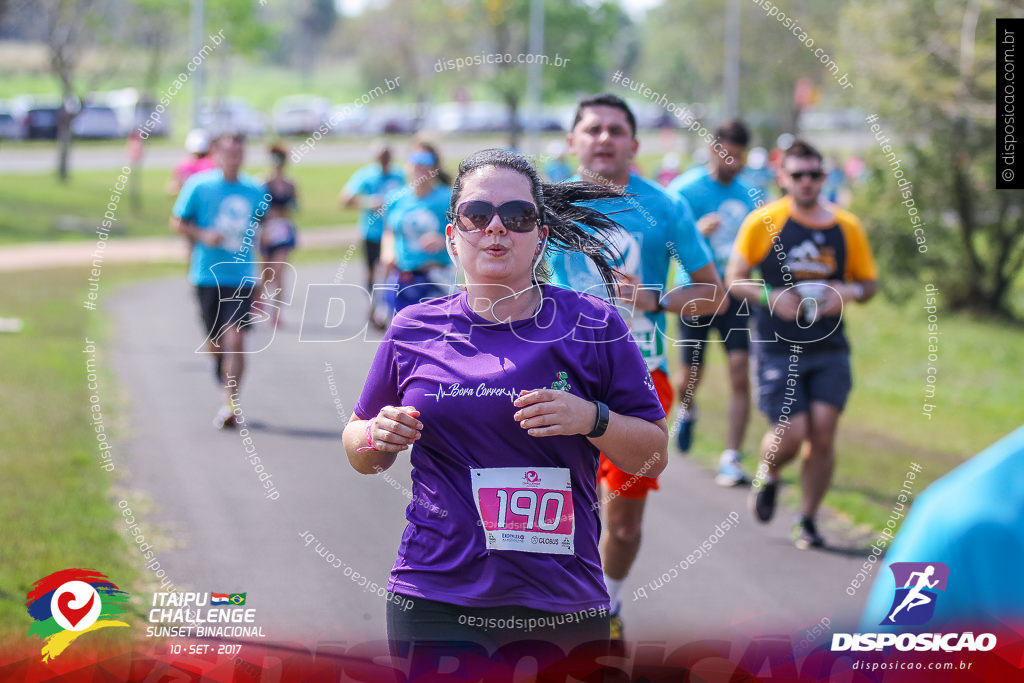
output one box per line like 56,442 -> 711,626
108,263 -> 872,649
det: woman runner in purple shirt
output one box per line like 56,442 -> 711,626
343,149 -> 668,656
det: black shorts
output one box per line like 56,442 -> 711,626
364,239 -> 382,273
679,294 -> 752,367
195,284 -> 255,342
385,592 -> 609,658
755,350 -> 852,423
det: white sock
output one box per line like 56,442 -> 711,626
721,449 -> 741,463
604,575 -> 624,613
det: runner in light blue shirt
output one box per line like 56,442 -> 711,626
171,134 -> 270,429
666,120 -> 758,485
380,142 -> 453,315
341,145 -> 406,328
549,94 -> 723,641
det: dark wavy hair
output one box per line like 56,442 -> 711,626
449,148 -> 627,297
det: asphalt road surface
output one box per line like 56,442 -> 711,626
109,262 -> 873,651
1,137 -> 519,174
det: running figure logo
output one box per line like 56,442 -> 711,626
881,562 -> 949,626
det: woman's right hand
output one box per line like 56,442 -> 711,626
368,406 -> 422,452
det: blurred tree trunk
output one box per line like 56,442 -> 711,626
43,0 -> 94,183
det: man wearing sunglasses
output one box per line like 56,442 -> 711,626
725,139 -> 878,549
552,94 -> 725,640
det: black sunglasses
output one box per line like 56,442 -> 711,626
452,200 -> 540,233
789,170 -> 825,181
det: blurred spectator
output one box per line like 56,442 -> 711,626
543,141 -> 572,183
258,143 -> 299,328
657,152 -> 681,187
167,128 -> 215,196
859,426 -> 1024,629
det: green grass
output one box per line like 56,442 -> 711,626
679,296 -> 1022,534
0,162 -> 364,244
0,263 -> 183,639
0,248 -> 359,642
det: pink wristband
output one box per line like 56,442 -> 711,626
356,419 -> 375,452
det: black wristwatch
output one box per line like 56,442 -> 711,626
652,298 -> 665,314
587,401 -> 610,438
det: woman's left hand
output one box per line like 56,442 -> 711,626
513,389 -> 597,437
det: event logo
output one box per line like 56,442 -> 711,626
832,560 -> 995,653
882,562 -> 949,626
25,569 -> 129,661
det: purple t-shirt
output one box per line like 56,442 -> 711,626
353,284 -> 665,613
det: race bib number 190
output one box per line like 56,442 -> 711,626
471,467 -> 575,555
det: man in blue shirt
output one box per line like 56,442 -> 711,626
552,94 -> 724,640
171,133 -> 270,428
859,426 -> 1024,630
340,144 -> 405,328
666,121 -> 758,487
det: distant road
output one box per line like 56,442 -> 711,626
0,130 -> 875,174
0,137 -> 501,174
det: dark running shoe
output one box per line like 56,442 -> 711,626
675,414 -> 695,453
793,517 -> 826,549
751,480 -> 777,523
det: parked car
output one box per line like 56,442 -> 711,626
425,101 -> 512,134
362,104 -> 420,135
198,97 -> 266,138
26,106 -> 61,139
272,95 -> 332,136
519,107 -> 566,132
72,104 -> 121,139
326,103 -> 371,135
101,88 -> 171,137
0,103 -> 19,139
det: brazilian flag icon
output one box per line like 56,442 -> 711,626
228,593 -> 246,606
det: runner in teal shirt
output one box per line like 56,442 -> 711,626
380,142 -> 453,314
548,94 -> 724,642
341,145 -> 406,326
171,134 -> 270,430
665,120 -> 758,484
549,172 -> 713,373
